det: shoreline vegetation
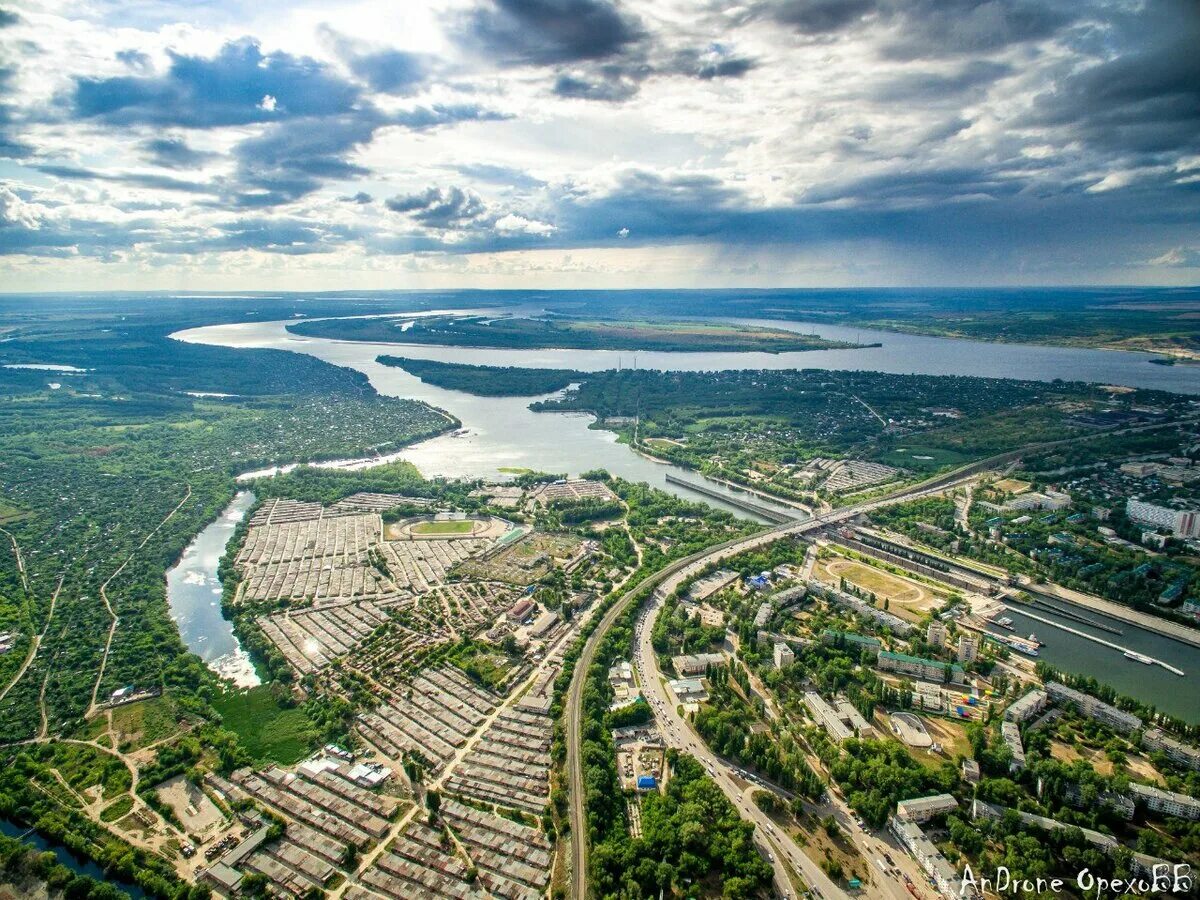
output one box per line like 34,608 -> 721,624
290,312 -> 868,353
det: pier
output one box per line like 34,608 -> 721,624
664,473 -> 798,524
1007,606 -> 1185,676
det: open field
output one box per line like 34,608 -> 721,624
290,313 -> 861,353
993,478 -> 1033,494
212,686 -> 317,766
109,695 -> 184,752
816,555 -> 946,619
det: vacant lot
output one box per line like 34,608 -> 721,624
110,695 -> 182,751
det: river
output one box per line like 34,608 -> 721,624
169,315 -> 1200,720
164,491 -> 260,688
0,819 -> 145,898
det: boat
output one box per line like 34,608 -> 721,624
1028,632 -> 1044,646
1124,650 -> 1154,665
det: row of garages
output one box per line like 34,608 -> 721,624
444,707 -> 552,815
356,667 -> 500,772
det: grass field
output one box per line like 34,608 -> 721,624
110,695 -> 182,752
212,685 -> 317,765
412,520 -> 475,535
819,556 -> 944,618
993,478 -> 1033,494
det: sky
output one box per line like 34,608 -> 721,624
0,0 -> 1198,292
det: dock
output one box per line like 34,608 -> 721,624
664,473 -> 798,524
1007,606 -> 1184,676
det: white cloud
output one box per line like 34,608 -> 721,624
493,213 -> 555,236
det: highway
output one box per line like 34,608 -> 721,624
565,417 -> 1192,898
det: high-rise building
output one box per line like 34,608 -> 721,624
957,634 -> 979,665
773,642 -> 795,669
1126,498 -> 1200,538
926,621 -> 947,648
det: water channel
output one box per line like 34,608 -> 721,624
167,315 -> 1200,720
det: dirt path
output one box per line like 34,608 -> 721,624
89,485 -> 192,717
0,575 -> 61,706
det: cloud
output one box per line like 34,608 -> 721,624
319,26 -> 431,95
35,163 -> 214,194
494,212 -> 555,235
115,48 -> 152,71
1147,246 -> 1200,267
0,9 -> 18,28
342,191 -> 373,204
70,38 -> 362,127
386,186 -> 487,228
153,218 -> 354,255
459,0 -> 645,66
140,136 -> 216,169
766,0 -> 877,34
0,184 -> 42,230
1024,8 -> 1200,155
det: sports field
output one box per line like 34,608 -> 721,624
817,555 -> 947,619
412,520 -> 475,535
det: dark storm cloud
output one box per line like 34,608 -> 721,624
385,186 -> 486,228
767,0 -> 877,34
35,163 -> 214,194
459,0 -> 645,66
70,38 -> 362,127
140,136 -> 216,169
1025,19 -> 1200,155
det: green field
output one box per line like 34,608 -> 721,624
212,686 -> 317,765
291,313 -> 859,353
412,519 -> 475,535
